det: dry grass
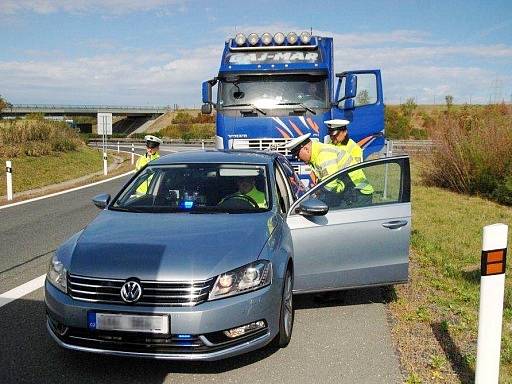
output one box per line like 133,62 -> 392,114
0,119 -> 84,157
422,104 -> 512,205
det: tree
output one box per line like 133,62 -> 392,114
400,97 -> 417,117
445,95 -> 454,109
356,90 -> 370,105
0,94 -> 7,112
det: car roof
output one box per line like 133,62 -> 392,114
151,150 -> 284,166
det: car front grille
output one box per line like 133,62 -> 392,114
67,274 -> 215,307
231,138 -> 292,156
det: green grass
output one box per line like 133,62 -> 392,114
0,147 -> 111,195
391,158 -> 512,382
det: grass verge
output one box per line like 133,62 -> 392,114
389,157 -> 512,383
0,146 -> 132,198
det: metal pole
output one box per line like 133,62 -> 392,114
383,140 -> 392,199
6,160 -> 13,201
475,223 -> 508,383
131,144 -> 135,165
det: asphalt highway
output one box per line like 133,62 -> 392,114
0,145 -> 403,384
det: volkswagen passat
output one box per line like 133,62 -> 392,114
45,150 -> 411,360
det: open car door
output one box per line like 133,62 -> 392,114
287,156 -> 411,293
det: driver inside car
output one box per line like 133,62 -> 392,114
236,176 -> 267,208
219,176 -> 267,209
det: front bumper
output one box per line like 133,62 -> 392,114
45,280 -> 280,361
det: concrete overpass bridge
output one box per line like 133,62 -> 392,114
1,104 -> 173,117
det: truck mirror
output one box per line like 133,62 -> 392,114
343,98 -> 355,110
202,81 -> 212,104
345,74 -> 357,100
201,103 -> 212,115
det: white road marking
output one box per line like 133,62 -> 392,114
0,170 -> 136,210
0,274 -> 46,308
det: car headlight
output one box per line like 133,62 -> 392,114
209,261 -> 272,300
47,254 -> 67,293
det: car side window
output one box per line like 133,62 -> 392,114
307,158 -> 409,211
274,163 -> 292,213
354,73 -> 377,107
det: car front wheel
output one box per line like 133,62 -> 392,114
273,266 -> 294,348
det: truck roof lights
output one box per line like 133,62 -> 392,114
300,31 -> 311,44
248,33 -> 259,46
287,32 -> 298,45
273,32 -> 285,45
261,32 -> 272,45
235,33 -> 247,46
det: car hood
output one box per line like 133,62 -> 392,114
70,210 -> 276,281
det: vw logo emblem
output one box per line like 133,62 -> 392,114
120,280 -> 142,303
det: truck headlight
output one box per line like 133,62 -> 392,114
47,254 -> 67,293
274,32 -> 285,45
261,32 -> 272,45
248,33 -> 259,46
300,31 -> 311,44
287,32 -> 298,44
209,261 -> 272,300
235,33 -> 247,46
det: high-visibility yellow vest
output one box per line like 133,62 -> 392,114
335,139 -> 363,163
136,152 -> 160,171
135,152 -> 160,195
310,141 -> 373,195
245,187 -> 267,208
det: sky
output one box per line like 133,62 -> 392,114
0,0 -> 511,106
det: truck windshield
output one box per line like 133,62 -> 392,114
219,75 -> 328,110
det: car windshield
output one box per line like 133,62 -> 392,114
219,74 -> 328,110
111,164 -> 271,213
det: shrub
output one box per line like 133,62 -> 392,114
422,104 -> 512,205
0,119 -> 83,158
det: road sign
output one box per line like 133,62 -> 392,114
97,113 -> 112,135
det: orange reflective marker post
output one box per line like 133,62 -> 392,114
475,224 -> 509,384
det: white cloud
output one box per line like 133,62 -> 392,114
0,0 -> 187,15
1,25 -> 511,105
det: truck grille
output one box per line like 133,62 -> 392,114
231,138 -> 292,156
67,274 -> 215,307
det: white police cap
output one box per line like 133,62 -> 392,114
324,119 -> 350,130
283,133 -> 311,153
144,135 -> 163,145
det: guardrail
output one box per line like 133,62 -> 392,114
87,138 -> 434,153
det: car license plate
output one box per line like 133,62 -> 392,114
88,312 -> 169,334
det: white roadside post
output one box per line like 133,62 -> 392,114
475,223 -> 509,383
6,160 -> 13,201
131,144 -> 135,165
117,141 -> 120,153
202,140 -> 205,150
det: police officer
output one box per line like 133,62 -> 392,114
284,133 -> 373,205
236,176 -> 267,208
135,135 -> 163,196
136,135 -> 163,171
325,119 -> 363,163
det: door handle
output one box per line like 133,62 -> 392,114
382,220 -> 408,229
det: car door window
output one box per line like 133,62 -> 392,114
274,163 -> 291,213
291,156 -> 410,213
354,73 -> 377,107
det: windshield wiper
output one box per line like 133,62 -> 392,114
109,206 -> 146,213
276,102 -> 316,115
222,103 -> 267,115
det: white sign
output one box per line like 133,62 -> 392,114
97,113 -> 113,135
227,51 -> 319,64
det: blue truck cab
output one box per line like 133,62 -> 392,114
202,31 -> 385,179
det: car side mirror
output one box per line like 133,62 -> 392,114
298,198 -> 329,216
92,193 -> 110,209
201,103 -> 212,114
345,74 -> 357,99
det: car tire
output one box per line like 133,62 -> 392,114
272,266 -> 294,348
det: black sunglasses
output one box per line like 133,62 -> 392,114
146,141 -> 159,149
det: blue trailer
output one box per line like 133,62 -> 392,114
202,31 -> 385,178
